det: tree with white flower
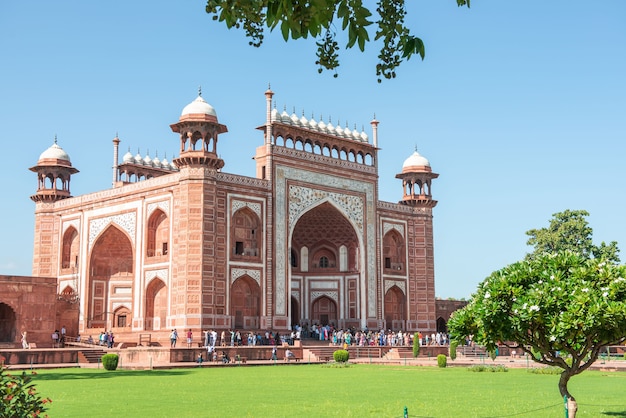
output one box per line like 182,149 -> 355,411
448,252 -> 626,417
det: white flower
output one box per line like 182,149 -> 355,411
603,292 -> 609,297
484,291 -> 491,299
529,305 -> 539,312
582,288 -> 589,293
538,280 -> 543,284
549,336 -> 556,342
550,275 -> 555,280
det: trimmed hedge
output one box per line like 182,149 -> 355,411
412,333 -> 420,358
437,354 -> 447,368
333,349 -> 350,363
101,354 -> 119,371
449,341 -> 458,361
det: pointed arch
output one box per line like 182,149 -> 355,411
230,276 -> 260,330
0,303 -> 17,343
146,209 -> 169,258
61,226 -> 79,269
384,285 -> 406,331
231,207 -> 261,259
145,278 -> 167,331
311,296 -> 337,327
383,229 -> 406,274
87,225 -> 134,329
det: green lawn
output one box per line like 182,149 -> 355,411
29,364 -> 626,417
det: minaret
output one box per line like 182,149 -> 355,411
112,134 -> 120,187
30,137 -> 79,202
170,87 -> 228,170
395,148 -> 438,208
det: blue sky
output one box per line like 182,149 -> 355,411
1,1 -> 624,299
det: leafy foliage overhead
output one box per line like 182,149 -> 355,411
205,0 -> 470,82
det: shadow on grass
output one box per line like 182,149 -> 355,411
602,412 -> 626,417
30,369 -> 193,381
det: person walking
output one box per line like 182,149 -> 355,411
186,329 -> 193,348
170,329 -> 178,347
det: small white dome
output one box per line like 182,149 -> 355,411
327,120 -> 336,135
122,149 -> 134,163
308,116 -> 318,130
360,130 -> 369,142
281,109 -> 291,124
161,156 -> 170,169
318,119 -> 327,132
351,126 -> 360,140
271,108 -> 280,122
290,111 -> 300,126
134,152 -> 144,165
335,123 -> 344,137
181,95 -> 217,118
143,153 -> 153,167
402,150 -> 431,169
299,113 -> 308,127
39,141 -> 71,162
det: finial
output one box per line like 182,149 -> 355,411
54,134 -> 58,144
414,144 -> 418,152
268,82 -> 271,89
115,131 -> 119,138
146,148 -> 150,156
198,86 -> 202,97
273,100 -> 277,109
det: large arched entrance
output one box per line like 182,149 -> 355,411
0,303 -> 16,343
87,225 -> 134,329
384,286 -> 406,331
230,276 -> 260,330
291,296 -> 300,327
145,278 -> 167,330
311,296 -> 337,327
291,201 -> 360,327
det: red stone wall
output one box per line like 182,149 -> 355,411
0,275 -> 58,346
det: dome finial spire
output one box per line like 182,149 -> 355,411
54,134 -> 58,145
198,86 -> 202,97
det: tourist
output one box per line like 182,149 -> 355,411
186,329 -> 193,348
170,329 -> 178,347
284,349 -> 295,362
51,330 -> 59,348
61,325 -> 67,347
271,346 -> 277,360
220,330 -> 226,346
87,335 -> 94,345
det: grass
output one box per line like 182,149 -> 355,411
28,364 -> 626,417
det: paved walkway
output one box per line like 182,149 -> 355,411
6,353 -> 626,372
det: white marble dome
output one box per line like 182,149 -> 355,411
181,95 -> 217,118
39,141 -> 71,162
402,150 -> 430,169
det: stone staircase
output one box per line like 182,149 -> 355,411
303,344 -> 390,362
78,348 -> 106,364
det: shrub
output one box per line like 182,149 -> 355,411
467,364 -> 508,373
333,349 -> 349,363
412,333 -> 420,358
101,353 -> 119,371
0,367 -> 52,417
437,354 -> 447,368
527,367 -> 562,375
449,341 -> 458,361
